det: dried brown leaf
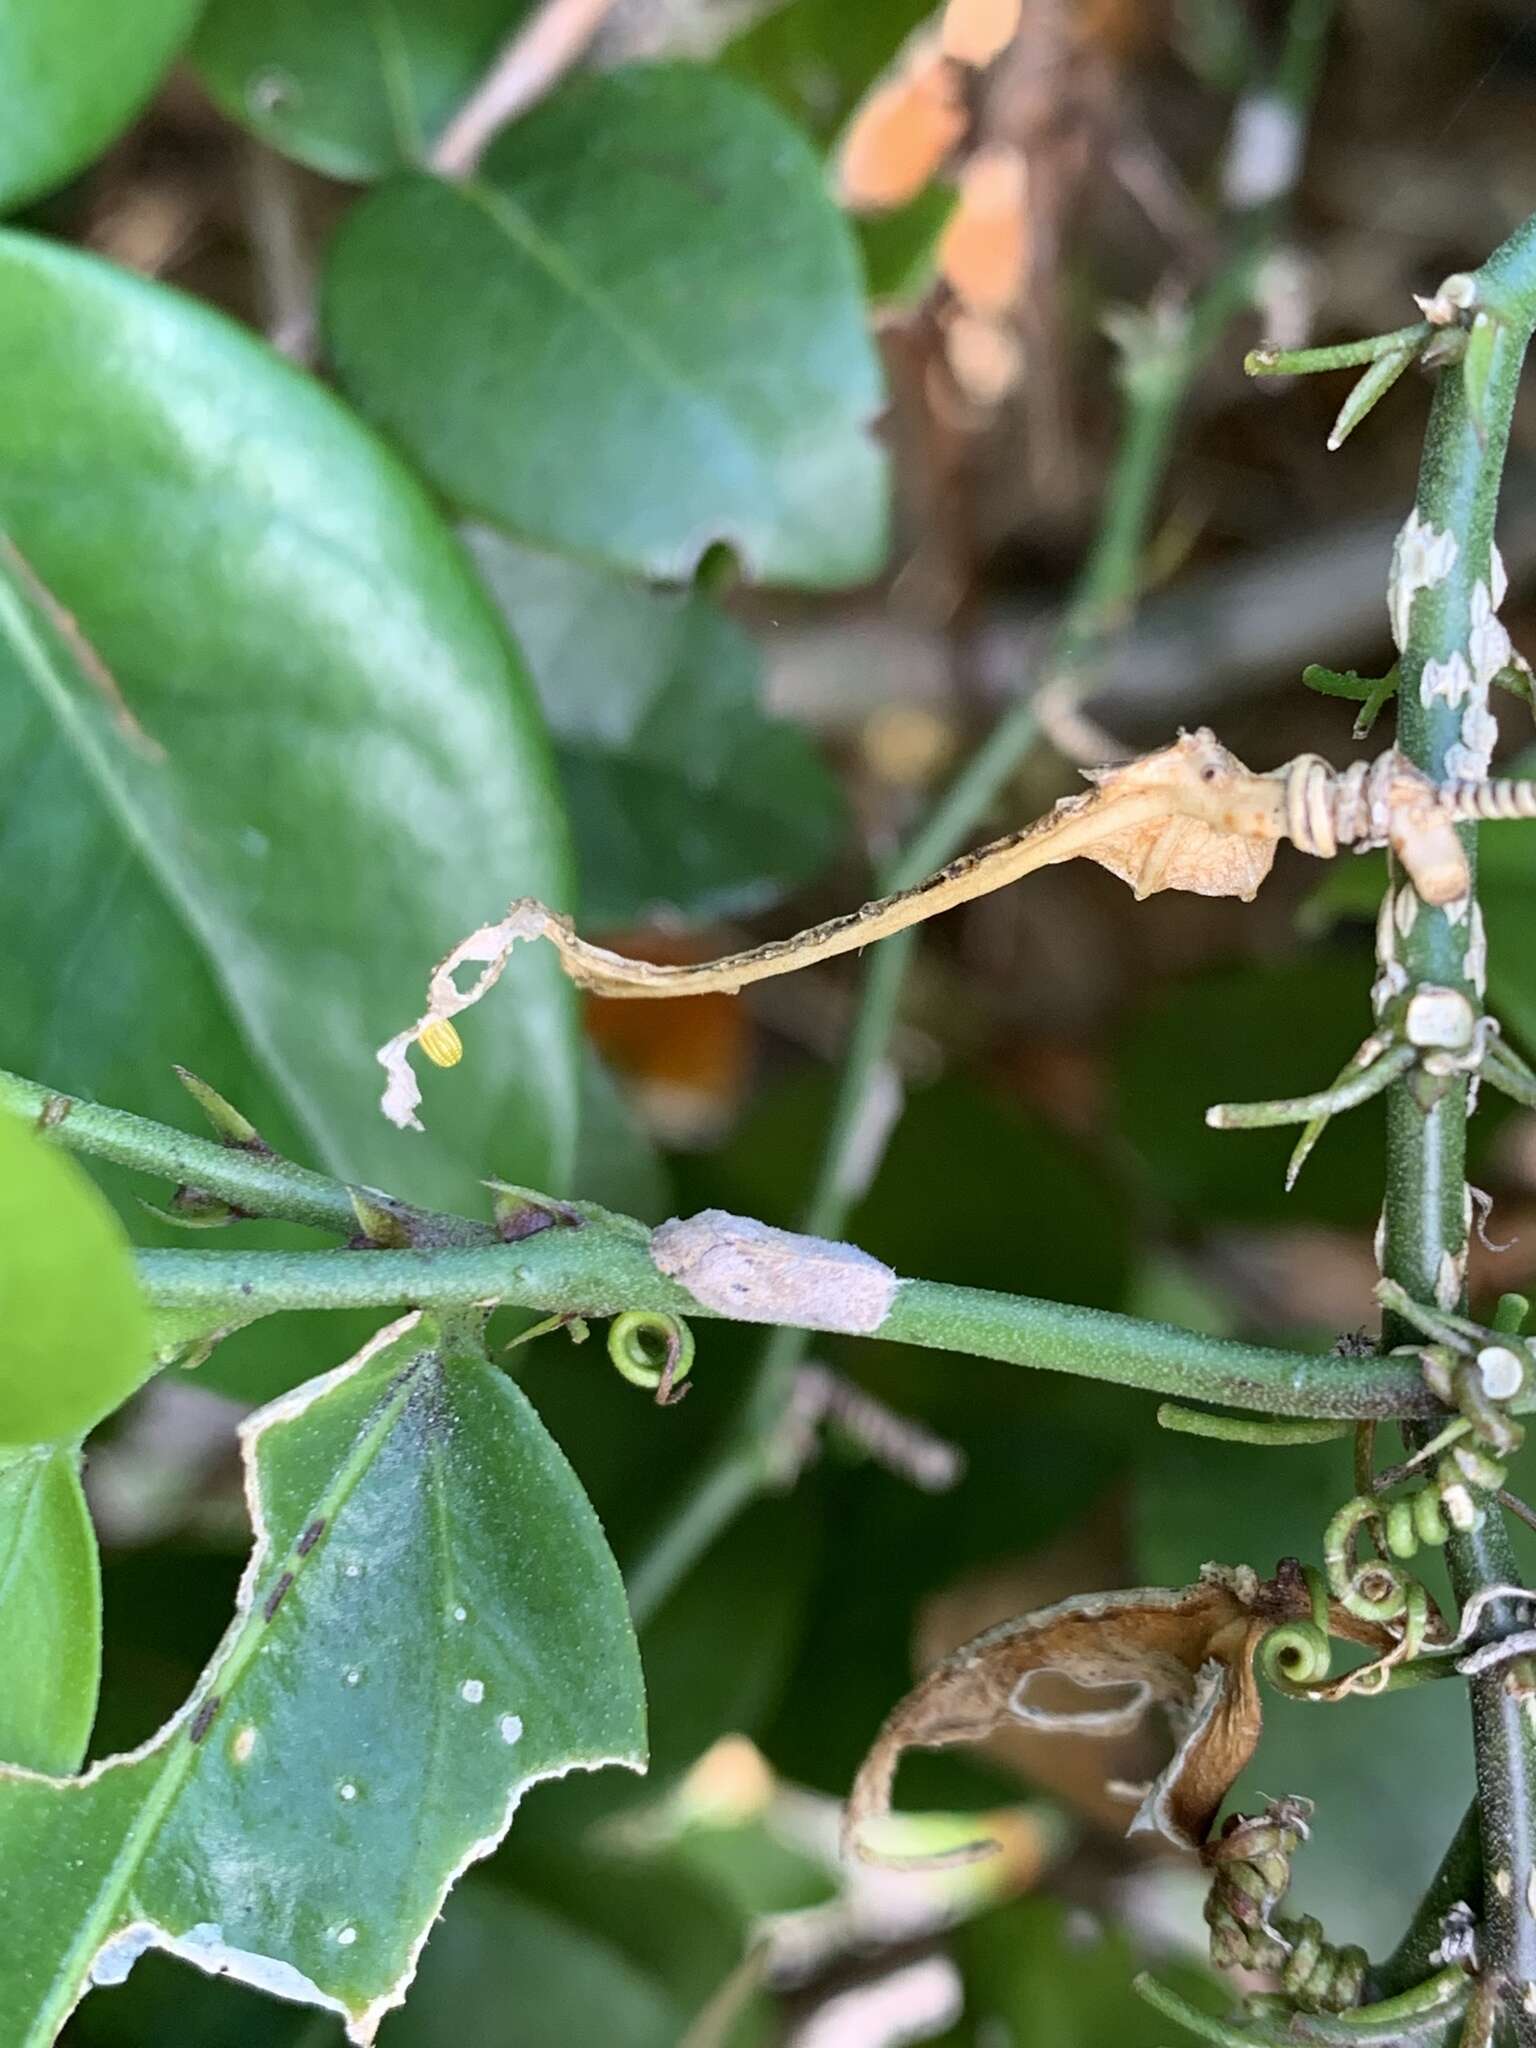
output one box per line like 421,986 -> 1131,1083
844,1563 -> 1313,1866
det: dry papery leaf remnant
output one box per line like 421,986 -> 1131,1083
842,1562 -> 1393,1867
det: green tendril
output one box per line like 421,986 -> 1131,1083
608,1310 -> 696,1405
1263,1566 -> 1335,1691
1324,1496 -> 1410,1622
1157,1404 -> 1350,1446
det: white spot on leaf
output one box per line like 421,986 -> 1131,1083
499,1715 -> 523,1746
460,1680 -> 485,1705
231,1725 -> 256,1766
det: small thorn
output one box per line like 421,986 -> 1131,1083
484,1179 -> 584,1242
347,1187 -> 414,1248
138,1186 -> 242,1230
174,1066 -> 269,1152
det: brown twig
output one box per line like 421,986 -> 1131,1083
430,0 -> 626,177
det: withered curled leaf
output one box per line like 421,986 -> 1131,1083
844,1563 -> 1315,1867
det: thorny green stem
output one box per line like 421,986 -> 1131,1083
1383,208 -> 1536,2037
1246,321 -> 1434,377
0,1069 -> 370,1237
132,1230 -> 1451,1419
1133,1968 -> 1469,2046
7,1063 -> 1463,1422
0,1067 -> 493,1248
623,0 -> 1338,1615
1206,1044 -> 1414,1128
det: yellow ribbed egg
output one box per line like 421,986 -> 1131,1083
418,1018 -> 464,1069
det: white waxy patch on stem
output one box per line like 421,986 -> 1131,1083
1470,579 -> 1513,689
1466,900 -> 1488,998
1389,510 -> 1458,652
1420,650 -> 1473,711
1447,699 -> 1500,783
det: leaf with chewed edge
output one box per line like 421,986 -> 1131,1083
0,1313 -> 646,2046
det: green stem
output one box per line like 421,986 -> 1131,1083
1245,322 -> 1433,377
0,1069 -> 367,1236
132,1229 -> 1449,1419
1383,209 -> 1536,2038
0,1066 -> 495,1249
1207,1044 -> 1413,1128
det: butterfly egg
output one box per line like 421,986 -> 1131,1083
418,1018 -> 464,1069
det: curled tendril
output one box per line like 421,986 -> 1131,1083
1261,1566 -> 1335,1692
1324,1497 -> 1411,1623
607,1310 -> 696,1405
1203,1800 -> 1368,2014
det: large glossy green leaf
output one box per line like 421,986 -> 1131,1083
0,231 -> 579,1219
191,0 -> 537,183
0,1446 -> 100,1772
324,66 -> 887,588
467,532 -> 845,923
0,1113 -> 150,1445
0,1313 -> 646,2046
0,0 -> 200,213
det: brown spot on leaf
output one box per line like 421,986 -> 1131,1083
189,1694 -> 222,1745
262,1570 -> 295,1622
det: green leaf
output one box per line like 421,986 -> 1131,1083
0,1113 -> 150,1445
323,66 -> 887,588
720,0 -> 933,146
467,531 -> 845,923
0,1313 -> 645,2046
0,1446 -> 101,1772
0,0 -> 200,213
191,0 -> 538,183
0,230 -> 579,1221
